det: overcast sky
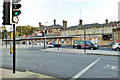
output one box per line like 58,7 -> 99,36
0,0 -> 119,30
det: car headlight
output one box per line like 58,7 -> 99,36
94,45 -> 97,47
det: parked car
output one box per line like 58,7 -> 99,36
112,43 -> 120,51
47,42 -> 54,48
73,40 -> 98,50
52,42 -> 61,47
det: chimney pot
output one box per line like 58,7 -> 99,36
63,20 -> 67,29
54,19 -> 56,26
106,19 -> 108,24
79,19 -> 83,25
39,22 -> 41,28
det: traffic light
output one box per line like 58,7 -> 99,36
2,1 -> 11,25
45,30 -> 47,35
5,34 -> 7,38
42,32 -> 44,37
12,0 -> 21,23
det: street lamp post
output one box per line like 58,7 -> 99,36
44,22 -> 48,50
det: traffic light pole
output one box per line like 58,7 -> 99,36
13,24 -> 16,74
84,28 -> 86,53
44,29 -> 46,50
6,36 -> 7,48
5,34 -> 7,48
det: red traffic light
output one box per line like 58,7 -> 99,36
13,4 -> 21,9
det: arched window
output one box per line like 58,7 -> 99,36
92,38 -> 94,43
95,38 -> 98,43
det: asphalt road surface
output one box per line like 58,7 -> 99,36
1,46 -> 119,79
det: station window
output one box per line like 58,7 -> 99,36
89,29 -> 91,33
96,28 -> 99,33
108,27 -> 111,32
93,29 -> 95,32
99,28 -> 102,32
81,30 -> 83,33
78,30 -> 81,33
95,38 -> 98,43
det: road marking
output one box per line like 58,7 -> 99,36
70,58 -> 101,80
26,71 -> 61,80
104,65 -> 119,70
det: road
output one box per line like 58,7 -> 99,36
61,46 -> 113,51
1,46 -> 119,79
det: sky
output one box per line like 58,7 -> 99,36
0,0 -> 119,31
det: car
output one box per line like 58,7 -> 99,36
73,40 -> 98,50
47,42 -> 54,48
112,43 -> 120,51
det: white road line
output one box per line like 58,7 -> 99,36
70,58 -> 101,80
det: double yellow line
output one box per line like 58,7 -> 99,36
26,71 -> 61,80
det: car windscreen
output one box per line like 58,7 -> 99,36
74,41 -> 84,44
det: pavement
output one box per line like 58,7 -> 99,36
0,68 -> 61,80
41,47 -> 120,56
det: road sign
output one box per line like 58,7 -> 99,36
13,16 -> 19,23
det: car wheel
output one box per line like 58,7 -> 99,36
115,48 -> 120,51
78,46 -> 81,49
75,47 -> 77,49
90,47 -> 94,50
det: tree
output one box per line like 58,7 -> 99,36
16,25 -> 39,36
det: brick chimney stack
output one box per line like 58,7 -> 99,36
39,22 -> 41,28
106,19 -> 108,24
63,20 -> 67,29
54,19 -> 56,26
79,19 -> 83,25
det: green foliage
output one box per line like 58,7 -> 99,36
0,26 -> 11,39
16,25 -> 38,36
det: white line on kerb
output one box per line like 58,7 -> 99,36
70,58 -> 101,80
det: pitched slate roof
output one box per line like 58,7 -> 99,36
63,22 -> 120,31
35,25 -> 64,31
